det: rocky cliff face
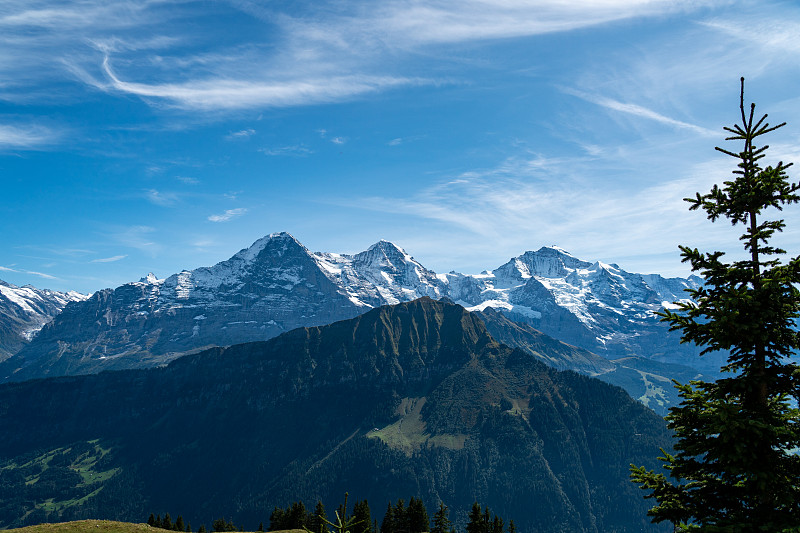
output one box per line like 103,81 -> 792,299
0,232 -> 713,383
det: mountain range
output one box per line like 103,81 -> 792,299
0,281 -> 87,362
0,232 -> 715,385
0,298 -> 672,533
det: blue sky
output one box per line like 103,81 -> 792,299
3,0 -> 800,294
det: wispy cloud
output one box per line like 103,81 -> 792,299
336,144 -> 743,275
225,128 -> 256,140
90,255 -> 127,263
177,176 -> 199,185
146,189 -> 179,207
2,0 -> 723,112
0,265 -> 58,279
0,123 -> 61,149
387,135 -> 425,146
101,56 -> 421,111
563,88 -> 717,136
208,208 -> 247,222
260,145 -> 313,157
702,16 -> 800,56
111,225 -> 161,253
331,136 -> 347,145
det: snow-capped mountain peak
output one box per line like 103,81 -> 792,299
0,281 -> 89,360
0,233 -> 714,382
232,231 -> 306,263
139,272 -> 162,285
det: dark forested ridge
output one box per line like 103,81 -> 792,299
0,298 -> 670,533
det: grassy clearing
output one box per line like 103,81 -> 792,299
0,440 -> 120,524
4,520 -> 152,533
366,397 -> 467,455
4,523 -> 300,533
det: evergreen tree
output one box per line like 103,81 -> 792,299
175,516 -> 185,532
506,521 -> 515,533
288,501 -> 309,529
392,500 -> 406,533
164,514 -> 173,531
148,514 -> 156,527
258,523 -> 264,532
380,503 -> 395,533
631,78 -> 800,530
431,503 -> 451,533
212,518 -> 236,532
311,501 -> 329,533
489,516 -> 502,533
198,526 -> 206,533
351,500 -> 372,533
269,508 -> 286,531
187,523 -> 192,532
465,503 -> 484,533
406,498 -> 428,533
156,515 -> 163,529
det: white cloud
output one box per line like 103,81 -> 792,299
260,145 -> 313,157
101,56 -> 421,111
90,255 -> 127,263
146,189 -> 179,207
226,128 -> 256,140
0,123 -> 60,149
563,88 -> 717,136
702,16 -> 800,56
335,141 -> 756,277
208,208 -> 248,222
331,136 -> 347,145
0,264 -> 58,279
1,0 -> 727,112
177,176 -> 199,185
112,225 -> 161,253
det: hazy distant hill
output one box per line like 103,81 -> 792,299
0,299 -> 670,533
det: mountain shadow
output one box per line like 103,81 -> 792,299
0,298 -> 671,533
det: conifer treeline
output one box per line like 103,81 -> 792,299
149,497 -> 513,533
147,513 -> 244,533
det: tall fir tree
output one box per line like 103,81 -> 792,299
465,503 -> 485,533
406,498 -> 428,533
431,503 -> 451,533
380,503 -> 395,533
269,507 -> 286,531
392,500 -> 406,533
631,78 -> 800,531
311,501 -> 329,533
351,500 -> 372,533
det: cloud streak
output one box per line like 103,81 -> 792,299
0,265 -> 58,279
563,88 -> 717,136
0,123 -> 61,149
101,56 -> 421,110
208,208 -> 247,222
1,0 -> 727,112
338,146 -> 747,277
90,255 -> 127,263
146,189 -> 180,207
